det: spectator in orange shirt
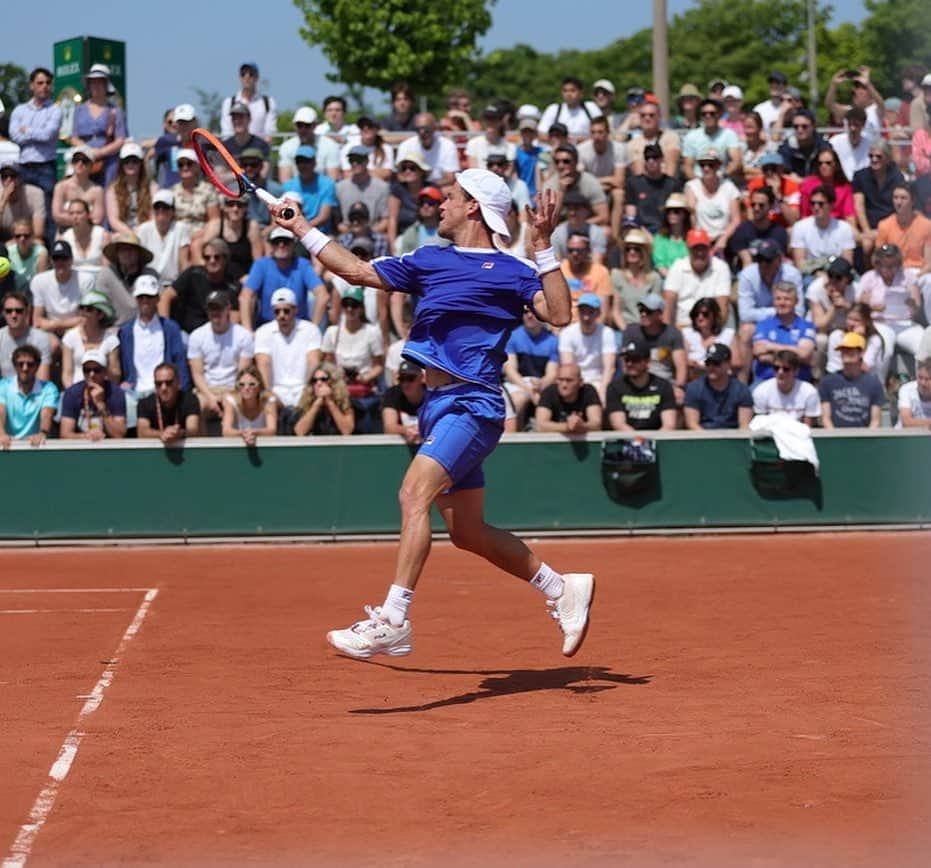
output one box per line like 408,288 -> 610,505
875,182 -> 931,273
747,153 -> 800,227
560,232 -> 612,323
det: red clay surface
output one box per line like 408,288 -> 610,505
1,533 -> 929,867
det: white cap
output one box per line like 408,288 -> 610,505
722,85 -> 744,101
133,273 -> 161,297
516,103 -> 541,121
281,190 -> 304,207
153,189 -> 174,207
593,79 -> 616,94
268,226 -> 295,242
455,169 -> 512,242
173,103 -> 196,122
81,347 -> 108,367
70,145 -> 93,161
176,148 -> 197,163
922,73 -> 931,87
270,288 -> 297,307
85,63 -> 110,80
0,97 -> 5,116
293,106 -> 318,125
120,141 -> 144,161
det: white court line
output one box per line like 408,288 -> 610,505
0,608 -> 131,614
0,588 -> 153,594
2,588 -> 159,868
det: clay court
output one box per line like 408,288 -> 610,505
2,532 -> 929,866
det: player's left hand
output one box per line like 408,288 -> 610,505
526,188 -> 559,251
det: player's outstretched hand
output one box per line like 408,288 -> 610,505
526,188 -> 560,251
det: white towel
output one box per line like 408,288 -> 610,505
749,414 -> 820,475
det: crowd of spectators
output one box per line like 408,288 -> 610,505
2,58 -> 931,449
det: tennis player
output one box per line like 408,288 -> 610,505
270,170 -> 595,659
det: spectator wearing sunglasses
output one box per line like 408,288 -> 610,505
59,346 -> 127,440
751,349 -> 820,425
170,148 -> 220,251
254,287 -> 322,432
4,218 -> 48,288
394,186 -> 449,256
681,99 -> 742,181
0,344 -> 57,447
745,153 -> 801,228
51,147 -> 105,229
196,194 -> 262,283
0,291 -> 51,379
751,282 -> 817,383
395,113 -> 459,188
282,145 -> 338,234
161,237 -> 238,335
683,342 -> 752,430
136,361 -> 200,442
292,362 -> 355,436
789,185 -> 855,276
543,144 -> 609,227
242,226 -> 325,332
222,363 -> 278,445
337,203 -> 390,259
777,109 -> 828,184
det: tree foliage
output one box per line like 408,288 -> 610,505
466,0 -> 929,122
292,0 -> 494,102
0,63 -> 31,115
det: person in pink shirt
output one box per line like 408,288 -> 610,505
799,147 -> 855,222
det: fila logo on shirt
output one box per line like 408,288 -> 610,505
482,262 -> 495,269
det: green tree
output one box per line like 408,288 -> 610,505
858,0 -> 931,94
0,63 -> 31,115
191,87 -> 223,133
292,0 -> 495,103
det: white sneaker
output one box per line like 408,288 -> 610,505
326,605 -> 413,659
547,573 -> 595,657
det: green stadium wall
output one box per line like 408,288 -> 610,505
1,431 -> 928,542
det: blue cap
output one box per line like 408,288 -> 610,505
295,144 -> 317,160
577,292 -> 602,310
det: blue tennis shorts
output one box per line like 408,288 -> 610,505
417,383 -> 505,492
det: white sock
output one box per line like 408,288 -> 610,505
381,584 -> 414,626
529,562 -> 564,599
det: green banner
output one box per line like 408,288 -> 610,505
53,35 -> 127,142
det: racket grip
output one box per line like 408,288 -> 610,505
255,187 -> 293,220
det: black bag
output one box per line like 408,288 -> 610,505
601,438 -> 658,498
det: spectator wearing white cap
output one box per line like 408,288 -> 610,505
118,272 -> 191,398
254,286 -> 322,431
720,85 -> 747,139
514,113 -> 545,204
220,61 -> 278,142
242,226 -> 326,331
171,147 -> 220,252
105,141 -> 157,235
59,346 -> 127,440
591,79 -> 626,135
278,106 -> 341,183
136,189 -> 192,286
153,104 -> 197,188
68,64 -> 128,187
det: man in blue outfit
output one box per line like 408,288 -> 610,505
271,171 -> 595,660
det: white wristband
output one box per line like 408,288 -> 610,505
301,227 -> 332,257
535,246 -> 559,274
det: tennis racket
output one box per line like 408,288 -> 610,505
191,127 -> 295,220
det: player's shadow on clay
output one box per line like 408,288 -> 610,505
349,665 -> 651,714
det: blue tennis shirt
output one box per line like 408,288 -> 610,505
373,246 -> 541,391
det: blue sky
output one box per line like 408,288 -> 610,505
6,0 -> 867,137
